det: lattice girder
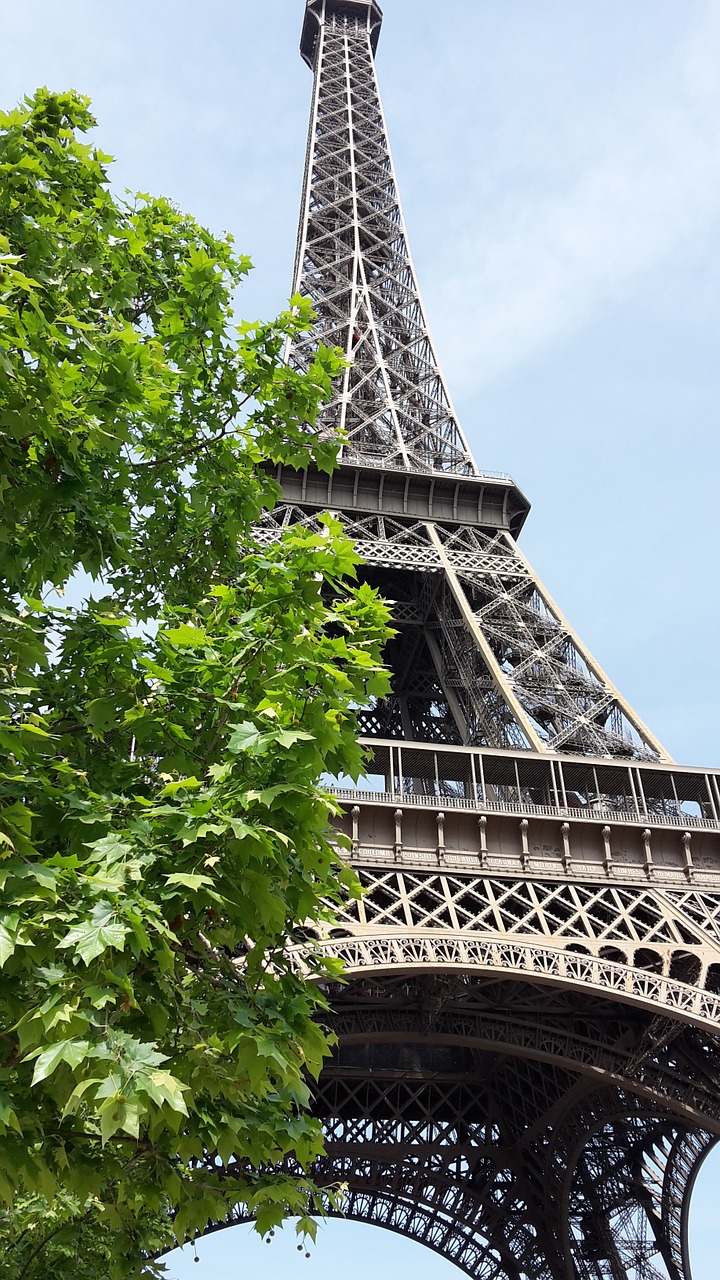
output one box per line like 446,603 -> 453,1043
291,2 -> 476,474
258,504 -> 668,761
336,870 -> 720,955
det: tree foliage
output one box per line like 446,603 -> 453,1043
0,90 -> 391,1276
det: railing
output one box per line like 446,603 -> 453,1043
338,450 -> 514,484
327,787 -> 720,832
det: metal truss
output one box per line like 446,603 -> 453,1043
189,977 -> 718,1280
333,868 -> 720,954
306,983 -> 720,1280
258,504 -> 667,760
271,0 -> 671,761
184,5 -> 720,1278
290,0 -> 476,474
308,932 -> 720,1035
274,866 -> 720,1280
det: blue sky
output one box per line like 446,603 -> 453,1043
4,0 -> 720,1275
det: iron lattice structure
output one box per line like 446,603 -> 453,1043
292,0 -> 473,474
205,3 -> 720,1277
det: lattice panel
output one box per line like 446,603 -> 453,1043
565,1120 -> 688,1280
257,505 -> 443,569
339,869 -> 720,956
434,525 -> 667,761
331,1185 -> 539,1280
309,1082 -> 709,1280
666,892 -> 720,942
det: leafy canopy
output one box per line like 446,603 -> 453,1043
0,89 -> 391,1277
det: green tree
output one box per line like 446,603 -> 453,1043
0,90 -> 391,1277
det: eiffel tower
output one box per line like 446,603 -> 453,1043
231,4 -> 720,1277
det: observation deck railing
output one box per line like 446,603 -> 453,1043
327,787 -> 720,832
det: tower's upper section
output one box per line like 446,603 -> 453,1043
289,0 -> 485,477
301,0 -> 383,69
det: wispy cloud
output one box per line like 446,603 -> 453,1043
421,2 -> 720,389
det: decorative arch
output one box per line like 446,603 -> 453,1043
183,1169 -> 548,1280
304,930 -> 720,1035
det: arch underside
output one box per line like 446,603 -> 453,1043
203,1110 -> 715,1280
315,1125 -> 716,1280
308,960 -> 720,1280
312,928 -> 720,1035
317,1126 -> 712,1280
191,958 -> 720,1280
175,850 -> 720,1279
182,864 -> 720,1278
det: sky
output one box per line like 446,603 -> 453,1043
4,0 -> 720,1275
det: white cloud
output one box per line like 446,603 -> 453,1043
423,2 -> 720,389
